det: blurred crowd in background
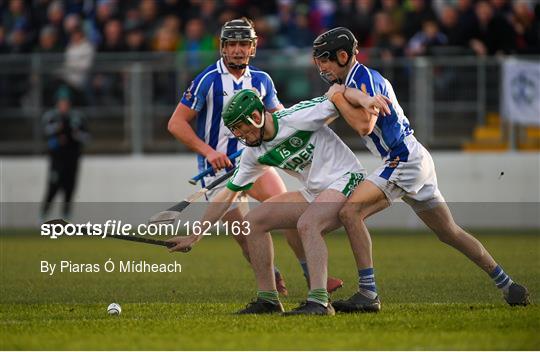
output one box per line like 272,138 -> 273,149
0,0 -> 539,154
1,0 -> 539,59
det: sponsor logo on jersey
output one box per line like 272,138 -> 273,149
184,81 -> 194,100
289,137 -> 303,148
360,83 -> 367,94
258,130 -> 315,173
282,143 -> 315,172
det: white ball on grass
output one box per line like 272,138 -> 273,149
107,303 -> 121,315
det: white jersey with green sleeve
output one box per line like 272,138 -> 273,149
226,96 -> 365,195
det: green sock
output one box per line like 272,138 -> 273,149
307,288 -> 329,307
257,290 -> 279,304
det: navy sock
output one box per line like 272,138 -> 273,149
299,260 -> 309,279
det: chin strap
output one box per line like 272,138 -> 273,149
319,72 -> 342,85
318,52 -> 352,85
245,112 -> 266,147
227,62 -> 248,70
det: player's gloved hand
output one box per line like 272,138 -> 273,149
325,84 -> 346,100
364,94 -> 392,116
206,150 -> 233,171
167,235 -> 198,253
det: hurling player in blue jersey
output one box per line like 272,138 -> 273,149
168,18 -> 343,295
311,27 -> 529,312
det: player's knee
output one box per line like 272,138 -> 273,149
434,225 -> 461,244
339,202 -> 365,223
297,217 -> 326,238
296,222 -> 310,238
243,211 -> 268,233
296,218 -> 312,237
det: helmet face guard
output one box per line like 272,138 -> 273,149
312,27 -> 358,84
220,18 -> 258,70
223,89 -> 266,147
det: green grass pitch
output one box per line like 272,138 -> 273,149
1,229 -> 539,350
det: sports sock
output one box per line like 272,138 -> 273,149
273,266 -> 280,276
490,265 -> 514,294
299,260 -> 309,279
358,267 -> 378,299
257,290 -> 279,304
307,288 -> 329,307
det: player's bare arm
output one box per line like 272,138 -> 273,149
329,92 -> 377,136
326,84 -> 392,115
168,187 -> 239,252
167,102 -> 232,171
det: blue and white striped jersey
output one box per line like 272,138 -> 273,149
345,62 -> 414,161
180,58 -> 281,172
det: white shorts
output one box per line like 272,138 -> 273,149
300,171 -> 366,203
366,135 -> 445,213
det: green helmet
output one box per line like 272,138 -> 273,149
222,89 -> 265,129
222,89 -> 266,146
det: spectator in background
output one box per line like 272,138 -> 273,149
162,0 -> 182,15
125,20 -> 148,52
351,0 -> 376,47
152,25 -> 180,52
307,0 -> 334,35
124,6 -> 142,24
0,26 -> 7,54
92,19 -> 125,106
63,13 -> 82,38
35,25 -> 62,53
455,0 -> 478,44
334,0 -> 355,33
161,14 -> 182,47
6,23 -> 31,53
439,5 -> 467,47
152,18 -> 181,104
252,16 -> 277,50
32,0 -> 54,31
511,0 -> 540,54
2,0 -> 30,34
276,1 -> 317,49
35,25 -> 62,106
407,18 -> 448,57
139,0 -> 161,42
469,0 -> 516,56
372,11 -> 394,51
177,18 -> 217,68
381,0 -> 404,34
218,8 -> 239,30
402,0 -> 437,40
62,26 -> 95,105
489,0 -> 513,19
41,86 -> 89,221
96,0 -> 116,27
199,0 -> 220,35
371,11 -> 405,61
276,0 -> 296,48
98,19 -> 126,52
46,0 -> 67,45
286,4 -> 314,48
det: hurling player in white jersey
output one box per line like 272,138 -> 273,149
168,88 -> 392,315
167,18 -> 343,296
311,27 -> 529,312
